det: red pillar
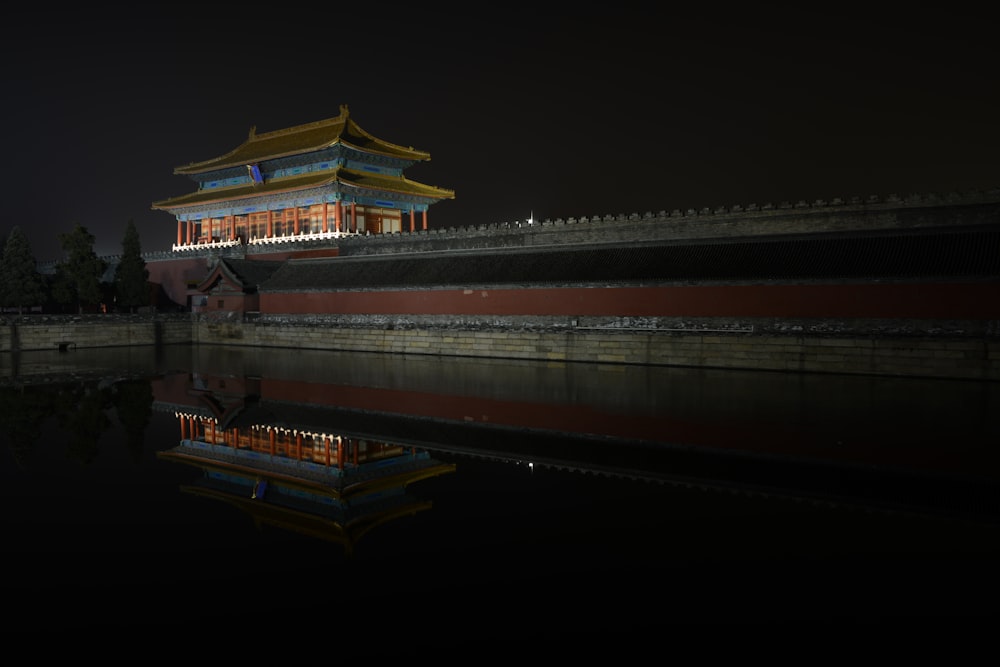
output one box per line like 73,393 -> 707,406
335,202 -> 342,233
176,221 -> 182,246
409,208 -> 415,232
266,211 -> 273,238
322,202 -> 329,233
422,210 -> 428,230
351,203 -> 357,232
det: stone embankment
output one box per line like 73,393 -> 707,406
2,313 -> 997,382
0,314 -> 192,353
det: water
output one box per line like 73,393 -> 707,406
2,345 -> 999,645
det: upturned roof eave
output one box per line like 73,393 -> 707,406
175,140 -> 430,176
174,144 -> 340,176
153,168 -> 454,212
173,105 -> 431,176
195,262 -> 240,293
338,168 -> 456,200
152,172 -> 338,211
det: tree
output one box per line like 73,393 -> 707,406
113,219 -> 150,313
0,226 -> 47,314
56,224 -> 108,314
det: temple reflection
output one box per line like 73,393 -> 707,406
145,357 -> 1000,541
5,345 -> 1000,638
155,371 -> 456,555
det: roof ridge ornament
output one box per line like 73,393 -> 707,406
248,125 -> 256,139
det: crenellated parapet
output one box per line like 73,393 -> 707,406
35,186 -> 1000,279
332,187 -> 1000,257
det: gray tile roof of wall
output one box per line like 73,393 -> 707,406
260,228 -> 1000,292
221,258 -> 285,288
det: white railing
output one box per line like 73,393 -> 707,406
248,230 -> 360,245
172,239 -> 241,252
172,230 -> 361,252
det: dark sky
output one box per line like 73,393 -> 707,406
4,4 -> 998,261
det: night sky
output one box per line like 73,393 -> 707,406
4,4 -> 998,261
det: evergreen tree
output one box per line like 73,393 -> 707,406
0,226 -> 47,314
113,219 -> 150,313
56,224 -> 108,314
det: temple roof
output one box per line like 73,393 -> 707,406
151,166 -> 455,212
173,104 -> 430,175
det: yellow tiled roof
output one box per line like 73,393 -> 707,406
174,104 -> 432,175
152,167 -> 454,212
337,167 -> 455,199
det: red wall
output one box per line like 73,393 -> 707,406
259,282 -> 1000,319
147,248 -> 340,308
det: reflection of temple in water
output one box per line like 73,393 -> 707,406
156,371 -> 455,554
151,359 -> 1000,531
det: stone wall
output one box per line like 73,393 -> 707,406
190,318 -> 999,381
0,315 -> 192,353
2,314 -> 996,380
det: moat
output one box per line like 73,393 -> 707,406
2,345 -> 999,643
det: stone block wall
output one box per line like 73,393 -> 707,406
0,315 -> 192,353
191,319 -> 1000,381
3,315 -> 996,380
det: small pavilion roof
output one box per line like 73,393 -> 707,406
197,258 -> 284,293
173,104 -> 431,176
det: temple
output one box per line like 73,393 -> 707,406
151,104 -> 455,251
